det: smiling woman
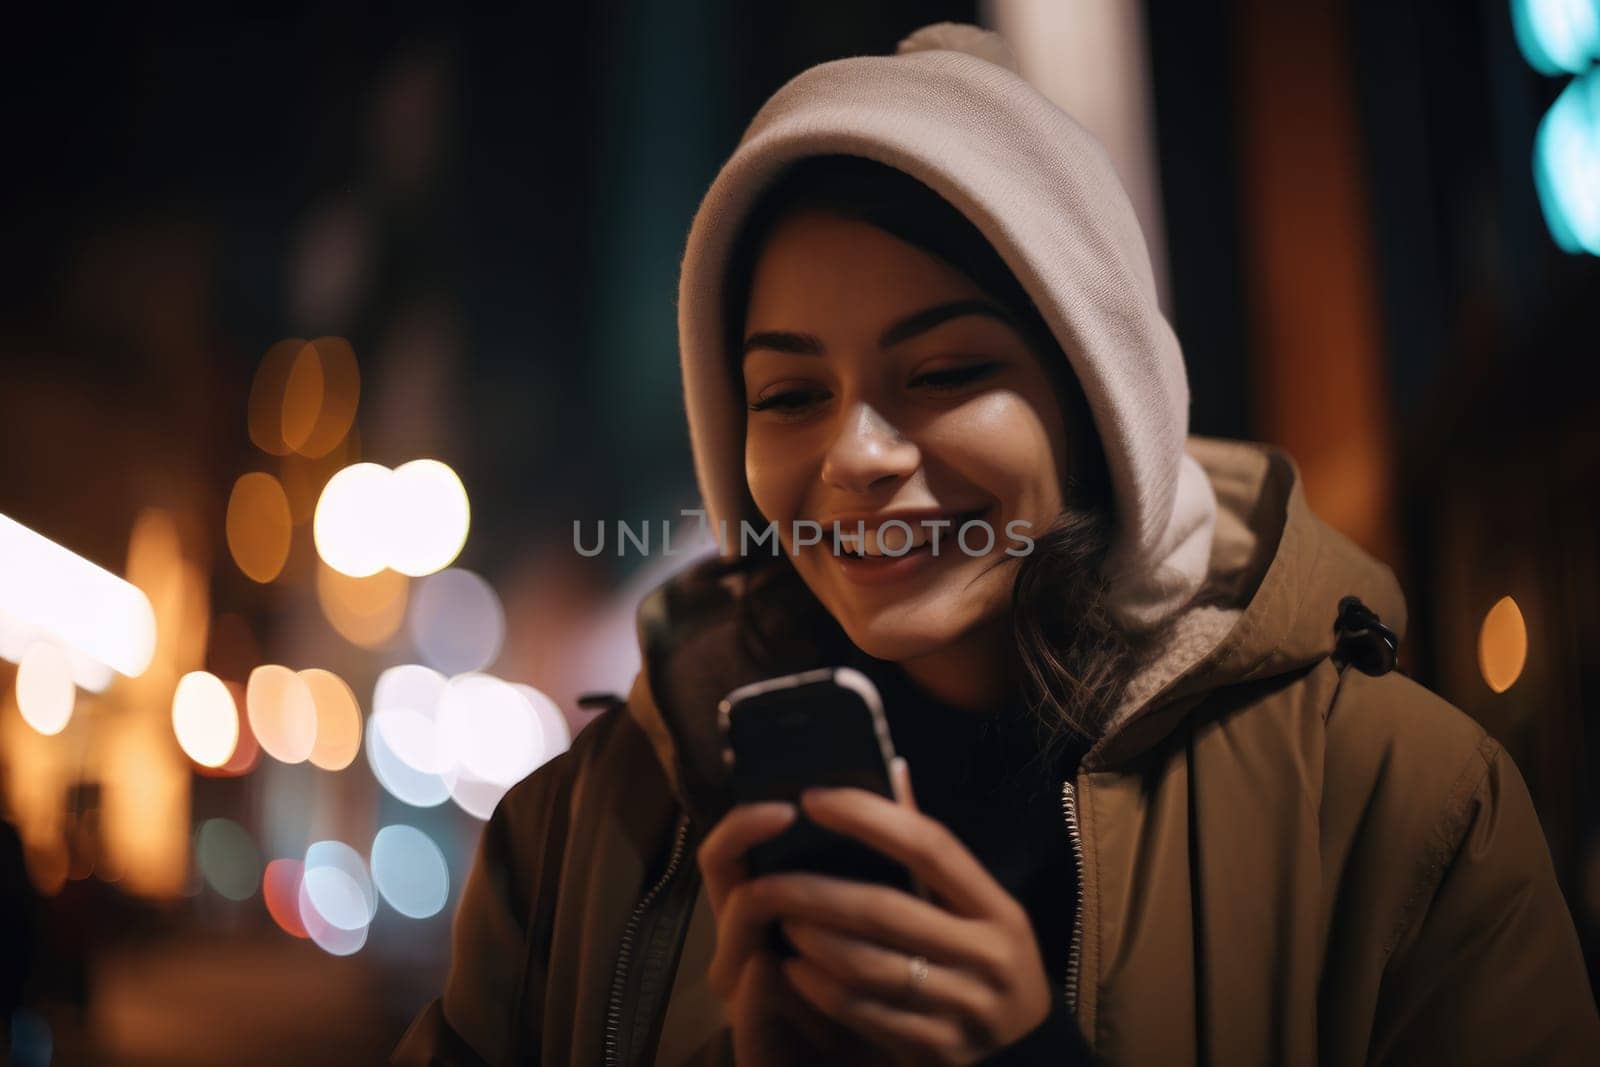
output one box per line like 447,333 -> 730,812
395,21 -> 1600,1067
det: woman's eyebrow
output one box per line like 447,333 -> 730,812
741,297 -> 1014,359
878,298 -> 1013,348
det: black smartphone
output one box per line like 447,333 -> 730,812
718,666 -> 921,898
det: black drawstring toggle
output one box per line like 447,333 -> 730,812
1333,595 -> 1399,676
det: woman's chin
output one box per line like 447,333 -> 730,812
836,613 -> 976,666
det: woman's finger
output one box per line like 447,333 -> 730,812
798,786 -> 1014,920
781,918 -> 995,1021
741,871 -> 1007,985
781,954 -> 974,1063
707,867 -> 812,997
696,801 -> 796,911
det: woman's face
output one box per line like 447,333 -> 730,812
741,207 -> 1074,664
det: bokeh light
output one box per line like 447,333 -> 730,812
287,337 -> 361,458
312,459 -> 471,579
370,825 -> 449,919
225,472 -> 294,584
212,680 -> 262,777
366,665 -> 451,806
437,673 -> 541,786
409,568 -> 505,674
195,818 -> 262,901
248,338 -> 307,456
262,858 -> 309,938
299,878 -> 369,956
443,767 -> 511,821
316,561 -> 408,649
246,664 -> 318,764
300,667 -> 363,771
1513,0 -> 1600,76
0,609 -> 113,693
171,671 -> 240,768
1479,595 -> 1529,693
16,640 -> 75,736
0,511 -> 158,678
387,459 -> 471,576
313,462 -> 395,578
513,683 -> 573,755
302,840 -> 377,931
1533,67 -> 1600,256
366,711 -> 451,808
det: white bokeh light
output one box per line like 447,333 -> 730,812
0,512 -> 157,678
366,664 -> 451,806
437,673 -> 541,786
513,683 -> 572,755
172,671 -> 240,768
313,463 -> 395,578
16,641 -> 75,736
302,840 -> 377,931
313,459 -> 471,579
370,825 -> 450,919
409,569 -> 504,675
387,459 -> 471,577
298,877 -> 369,956
0,609 -> 113,693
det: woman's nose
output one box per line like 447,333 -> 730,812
819,402 -> 920,495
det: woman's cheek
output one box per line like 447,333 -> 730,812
927,397 -> 1059,511
745,439 -> 805,530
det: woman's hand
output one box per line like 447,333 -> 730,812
763,765 -> 1053,1065
698,801 -> 884,1066
699,761 -> 1054,1065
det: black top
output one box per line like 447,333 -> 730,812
853,655 -> 1094,1065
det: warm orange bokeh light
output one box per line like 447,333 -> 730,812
300,667 -> 363,771
1478,595 -> 1529,694
248,339 -> 308,457
316,562 -> 408,649
226,472 -> 293,583
287,337 -> 361,458
246,664 -> 317,764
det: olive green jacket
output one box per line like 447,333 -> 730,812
394,438 -> 1599,1065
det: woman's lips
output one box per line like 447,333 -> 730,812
829,506 -> 992,587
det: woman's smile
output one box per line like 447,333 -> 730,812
822,504 -> 994,586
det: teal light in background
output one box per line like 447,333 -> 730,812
1533,68 -> 1600,254
1512,0 -> 1600,76
1516,0 -> 1600,255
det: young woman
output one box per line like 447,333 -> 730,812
396,24 -> 1599,1066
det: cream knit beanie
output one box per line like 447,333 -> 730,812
676,22 -> 1218,633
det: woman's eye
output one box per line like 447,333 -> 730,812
910,361 -> 1000,391
747,386 -> 826,415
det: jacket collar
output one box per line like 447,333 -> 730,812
624,437 -> 1407,830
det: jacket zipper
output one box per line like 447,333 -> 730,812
604,811 -> 692,1067
1060,777 -> 1086,1014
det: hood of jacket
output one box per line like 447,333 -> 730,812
676,22 -> 1218,634
624,436 -> 1407,836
